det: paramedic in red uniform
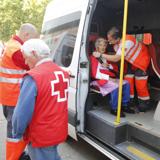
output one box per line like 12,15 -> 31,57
12,39 -> 69,160
93,27 -> 151,112
0,23 -> 38,160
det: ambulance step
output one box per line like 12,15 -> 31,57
86,109 -> 128,145
86,108 -> 160,152
128,124 -> 160,152
116,141 -> 160,160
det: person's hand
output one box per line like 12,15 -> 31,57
101,63 -> 109,68
93,51 -> 101,58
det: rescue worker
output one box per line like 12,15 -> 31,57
90,38 -> 135,117
12,39 -> 69,160
93,27 -> 151,112
0,23 -> 39,160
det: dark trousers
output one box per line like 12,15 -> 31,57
2,105 -> 15,138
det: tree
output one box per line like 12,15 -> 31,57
0,0 -> 51,41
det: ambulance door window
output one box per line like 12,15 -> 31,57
61,45 -> 74,67
42,11 -> 81,68
53,34 -> 76,67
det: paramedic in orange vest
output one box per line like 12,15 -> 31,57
0,23 -> 39,160
12,39 -> 69,160
93,27 -> 151,112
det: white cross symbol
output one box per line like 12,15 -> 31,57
51,71 -> 69,102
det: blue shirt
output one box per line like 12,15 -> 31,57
12,76 -> 37,139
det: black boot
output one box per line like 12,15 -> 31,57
129,98 -> 137,108
110,109 -> 126,117
19,151 -> 31,160
137,99 -> 150,112
122,106 -> 135,114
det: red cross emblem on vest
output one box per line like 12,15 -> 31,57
51,71 -> 69,102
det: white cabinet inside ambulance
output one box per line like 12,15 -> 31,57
41,0 -> 160,160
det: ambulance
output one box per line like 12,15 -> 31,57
42,0 -> 160,159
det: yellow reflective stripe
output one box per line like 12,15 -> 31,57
125,41 -> 139,60
127,146 -> 155,160
0,77 -> 22,84
130,43 -> 142,63
125,74 -> 134,78
0,67 -> 26,74
7,138 -> 22,142
138,96 -> 150,100
135,76 -> 148,80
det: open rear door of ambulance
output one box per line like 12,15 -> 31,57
149,44 -> 160,79
41,0 -> 91,140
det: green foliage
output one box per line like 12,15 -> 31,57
0,0 -> 51,41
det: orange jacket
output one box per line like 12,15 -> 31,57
125,35 -> 150,72
0,37 -> 26,106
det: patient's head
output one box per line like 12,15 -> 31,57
95,38 -> 107,54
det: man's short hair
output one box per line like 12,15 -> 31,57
21,39 -> 50,57
19,23 -> 39,38
107,27 -> 121,39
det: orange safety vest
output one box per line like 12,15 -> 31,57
124,35 -> 150,72
143,33 -> 152,45
0,38 -> 26,106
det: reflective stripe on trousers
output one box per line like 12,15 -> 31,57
6,140 -> 27,160
124,71 -> 150,100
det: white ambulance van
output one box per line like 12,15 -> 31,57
42,0 -> 160,159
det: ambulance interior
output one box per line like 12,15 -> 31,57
85,0 -> 160,157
